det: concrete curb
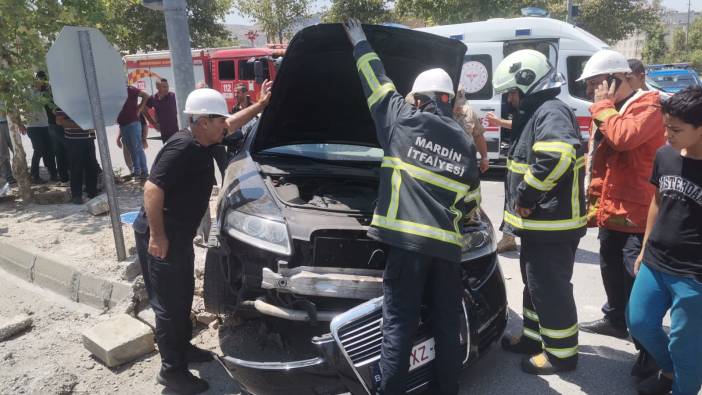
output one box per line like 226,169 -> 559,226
0,240 -> 134,310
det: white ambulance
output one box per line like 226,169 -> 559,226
418,17 -> 609,164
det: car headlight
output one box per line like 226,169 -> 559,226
225,210 -> 291,255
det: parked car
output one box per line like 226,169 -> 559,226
646,63 -> 702,94
204,23 -> 508,395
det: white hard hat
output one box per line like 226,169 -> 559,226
408,68 -> 455,99
577,49 -> 632,82
183,88 -> 229,117
493,49 -> 559,95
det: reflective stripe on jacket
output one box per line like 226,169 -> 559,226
502,98 -> 587,241
353,41 -> 480,262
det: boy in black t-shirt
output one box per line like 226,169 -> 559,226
627,86 -> 702,395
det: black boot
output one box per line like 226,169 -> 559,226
186,344 -> 214,363
637,370 -> 672,395
501,335 -> 542,355
631,349 -> 659,379
157,368 -> 209,395
521,352 -> 577,375
579,318 -> 629,339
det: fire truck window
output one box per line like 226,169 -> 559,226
238,59 -> 271,81
218,61 -> 235,80
567,56 -> 590,101
239,60 -> 255,80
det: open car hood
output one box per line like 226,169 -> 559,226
251,24 -> 467,152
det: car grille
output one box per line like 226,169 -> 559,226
336,311 -> 383,366
332,299 -> 446,394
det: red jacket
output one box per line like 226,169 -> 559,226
586,90 -> 666,233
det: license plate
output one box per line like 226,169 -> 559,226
409,338 -> 435,371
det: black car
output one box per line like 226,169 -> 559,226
204,23 -> 508,395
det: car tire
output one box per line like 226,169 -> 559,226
204,247 -> 239,314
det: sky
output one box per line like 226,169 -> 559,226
224,0 -> 700,26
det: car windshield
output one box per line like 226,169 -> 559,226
261,144 -> 384,162
647,74 -> 698,91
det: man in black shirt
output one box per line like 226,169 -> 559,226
134,86 -> 271,395
628,86 -> 702,395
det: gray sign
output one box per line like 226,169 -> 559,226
46,26 -> 127,130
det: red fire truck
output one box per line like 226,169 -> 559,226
123,45 -> 285,111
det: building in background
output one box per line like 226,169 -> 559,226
613,8 -> 701,59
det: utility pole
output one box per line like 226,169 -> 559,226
686,0 -> 691,49
163,0 -> 195,130
567,0 -> 574,23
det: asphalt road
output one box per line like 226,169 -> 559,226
19,125 -> 165,179
458,170 -> 664,395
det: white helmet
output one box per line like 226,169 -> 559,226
493,49 -> 560,95
408,68 -> 455,99
183,88 -> 229,117
577,49 -> 631,82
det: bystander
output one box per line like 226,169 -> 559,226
146,79 -> 179,143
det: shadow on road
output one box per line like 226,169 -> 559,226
575,248 -> 600,265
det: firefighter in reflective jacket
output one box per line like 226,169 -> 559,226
493,49 -> 587,375
344,19 -> 480,395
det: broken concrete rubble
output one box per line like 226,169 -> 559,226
34,187 -> 71,205
82,314 -> 154,368
86,193 -> 109,215
0,314 -> 33,341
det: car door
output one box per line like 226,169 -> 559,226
462,42 -> 503,162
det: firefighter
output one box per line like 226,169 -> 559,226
343,19 -> 480,395
494,49 -> 587,374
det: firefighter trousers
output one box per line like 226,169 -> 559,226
379,246 -> 462,395
519,238 -> 580,366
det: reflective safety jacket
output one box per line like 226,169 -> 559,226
503,97 -> 587,241
353,41 -> 480,263
586,90 -> 665,233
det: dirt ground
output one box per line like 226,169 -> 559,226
0,179 -> 144,283
0,272 -> 245,395
0,176 -> 326,394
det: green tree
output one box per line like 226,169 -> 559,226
323,0 -> 389,24
394,0 -> 654,44
0,0 -> 235,201
576,0 -> 657,44
235,0 -> 311,43
642,22 -> 667,64
0,0 -> 64,201
672,27 -> 687,53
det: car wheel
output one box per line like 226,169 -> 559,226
203,246 -> 239,314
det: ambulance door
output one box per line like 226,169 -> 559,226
463,42 -> 503,162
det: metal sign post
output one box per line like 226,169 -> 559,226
47,26 -> 128,261
77,31 -> 127,261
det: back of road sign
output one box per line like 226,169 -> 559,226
46,26 -> 127,130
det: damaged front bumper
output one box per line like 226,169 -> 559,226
216,333 -> 366,395
216,253 -> 507,395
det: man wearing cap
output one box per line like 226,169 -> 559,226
134,83 -> 271,394
577,49 -> 665,378
344,19 -> 480,395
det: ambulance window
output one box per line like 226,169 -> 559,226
218,61 -> 235,80
461,54 -> 493,100
567,56 -> 590,101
